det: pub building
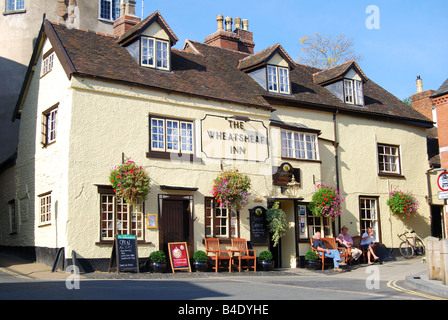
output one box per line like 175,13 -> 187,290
0,1 -> 437,271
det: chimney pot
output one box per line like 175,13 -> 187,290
113,0 -> 140,38
234,17 -> 241,29
416,75 -> 423,93
242,19 -> 249,31
217,14 -> 224,31
225,16 -> 233,31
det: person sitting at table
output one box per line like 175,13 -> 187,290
312,231 -> 343,272
336,225 -> 362,262
361,227 -> 379,264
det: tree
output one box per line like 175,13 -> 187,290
298,32 -> 362,69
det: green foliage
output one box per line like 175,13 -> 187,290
258,250 -> 273,261
265,202 -> 287,247
305,250 -> 318,261
193,250 -> 208,262
149,250 -> 167,263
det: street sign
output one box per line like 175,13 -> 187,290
438,191 -> 448,200
437,171 -> 448,191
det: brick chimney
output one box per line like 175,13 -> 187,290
410,75 -> 436,121
113,0 -> 141,38
204,15 -> 255,54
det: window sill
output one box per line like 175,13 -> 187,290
38,223 -> 51,228
3,9 -> 26,16
41,141 -> 56,149
378,172 -> 406,179
281,156 -> 322,164
146,150 -> 202,163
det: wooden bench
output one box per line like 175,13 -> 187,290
311,237 -> 349,270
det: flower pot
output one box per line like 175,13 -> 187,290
305,260 -> 319,270
258,260 -> 274,271
150,262 -> 167,273
193,261 -> 209,272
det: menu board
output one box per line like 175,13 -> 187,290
168,242 -> 191,273
108,234 -> 139,273
249,206 -> 269,245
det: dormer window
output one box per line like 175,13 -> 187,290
141,36 -> 170,70
268,65 -> 290,94
344,79 -> 364,106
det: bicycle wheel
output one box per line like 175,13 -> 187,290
399,241 -> 414,258
414,239 -> 425,256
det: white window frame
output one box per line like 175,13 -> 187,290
141,36 -> 170,71
39,192 -> 52,226
5,0 -> 24,12
41,52 -> 54,77
150,117 -> 193,154
100,195 -> 144,241
344,79 -> 354,104
205,198 -> 239,239
377,144 -> 401,175
344,79 -> 364,106
281,130 -> 319,160
359,197 -> 379,242
98,0 -> 120,21
267,65 -> 290,94
42,107 -> 58,146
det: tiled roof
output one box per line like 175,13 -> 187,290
313,60 -> 367,85
432,78 -> 448,98
118,10 -> 179,46
45,20 -> 432,125
237,43 -> 295,71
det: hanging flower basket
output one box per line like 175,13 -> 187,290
387,190 -> 419,216
211,169 -> 251,210
109,160 -> 150,205
266,202 -> 287,247
308,184 -> 344,220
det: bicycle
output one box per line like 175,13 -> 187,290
397,230 -> 425,259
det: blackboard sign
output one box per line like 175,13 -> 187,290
108,234 -> 139,273
168,242 -> 191,273
249,206 -> 269,245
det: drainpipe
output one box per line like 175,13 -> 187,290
333,111 -> 341,233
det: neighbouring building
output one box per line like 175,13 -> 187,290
0,0 -> 124,166
409,76 -> 447,239
431,78 -> 448,238
0,1 -> 435,271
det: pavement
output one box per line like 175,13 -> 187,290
0,251 -> 447,298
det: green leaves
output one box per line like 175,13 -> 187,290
266,202 -> 287,247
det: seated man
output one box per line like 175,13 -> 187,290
336,225 -> 362,262
312,231 -> 343,271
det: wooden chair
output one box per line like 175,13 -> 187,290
205,238 -> 232,273
230,238 -> 256,272
311,237 -> 348,270
352,236 -> 367,263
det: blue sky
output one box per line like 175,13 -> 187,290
135,0 -> 447,100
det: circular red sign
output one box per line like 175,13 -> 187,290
437,171 -> 448,191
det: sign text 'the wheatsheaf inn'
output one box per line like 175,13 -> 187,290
201,115 -> 269,162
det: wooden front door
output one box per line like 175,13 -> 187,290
159,196 -> 193,258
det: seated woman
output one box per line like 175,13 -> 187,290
312,231 -> 343,272
361,227 -> 379,264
